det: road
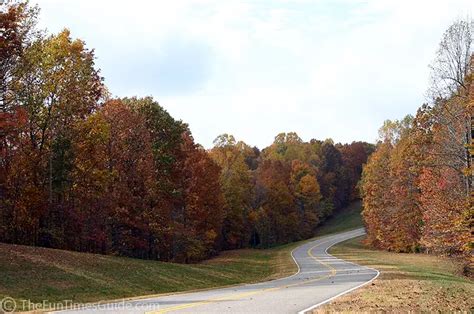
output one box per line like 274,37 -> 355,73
55,228 -> 378,314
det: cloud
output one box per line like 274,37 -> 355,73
99,36 -> 214,97
34,0 -> 474,148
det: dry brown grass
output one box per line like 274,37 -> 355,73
314,237 -> 474,313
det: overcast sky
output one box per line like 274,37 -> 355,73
34,0 -> 473,148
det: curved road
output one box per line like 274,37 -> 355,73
57,228 -> 378,314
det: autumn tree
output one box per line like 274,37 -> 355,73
316,139 -> 346,211
174,132 -> 224,262
123,96 -> 187,260
22,29 -> 103,247
418,97 -> 471,254
253,159 -> 297,247
420,18 -> 472,255
290,160 -> 321,239
361,140 -> 393,250
0,1 -> 39,243
71,109 -> 111,253
361,116 -> 423,252
0,1 -> 38,130
210,134 -> 253,249
73,100 -> 154,256
338,142 -> 375,201
1,17 -> 104,246
388,119 -> 423,252
362,19 -> 473,256
263,132 -> 309,162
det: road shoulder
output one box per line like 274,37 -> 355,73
314,236 -> 474,312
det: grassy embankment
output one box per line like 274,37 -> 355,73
316,237 -> 474,312
0,202 -> 363,311
314,200 -> 363,236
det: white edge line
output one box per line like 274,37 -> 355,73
297,231 -> 380,314
287,244 -> 301,279
297,270 -> 380,314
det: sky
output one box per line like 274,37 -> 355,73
33,0 -> 473,148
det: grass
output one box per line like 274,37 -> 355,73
0,202 -> 364,312
316,236 -> 474,312
315,200 -> 363,236
0,242 -> 302,312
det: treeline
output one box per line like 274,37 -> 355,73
0,2 -> 373,262
211,133 -> 373,250
361,20 -> 473,258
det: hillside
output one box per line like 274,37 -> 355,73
0,202 -> 364,312
0,242 -> 295,312
315,200 -> 364,236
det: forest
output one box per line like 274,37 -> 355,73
361,19 -> 473,260
0,2 -> 374,262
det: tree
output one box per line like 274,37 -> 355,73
210,134 -> 253,249
175,132 -> 224,262
71,110 -> 111,253
0,1 -> 38,111
418,97 -> 471,255
123,96 -> 187,260
1,25 -> 104,247
419,167 -> 469,254
420,19 -> 473,254
428,19 -> 473,199
254,159 -> 297,247
362,85 -> 472,255
362,116 -> 424,252
0,1 -> 39,243
317,140 -> 344,209
388,124 -> 423,252
338,142 -> 375,201
72,99 -> 156,257
429,19 -> 473,100
361,141 -> 393,250
291,160 -> 321,238
263,132 -> 309,162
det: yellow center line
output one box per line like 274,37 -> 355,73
146,238 -> 338,314
307,243 -> 337,276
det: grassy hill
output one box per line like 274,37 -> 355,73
0,241 -> 300,312
0,202 -> 363,312
315,200 -> 363,236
